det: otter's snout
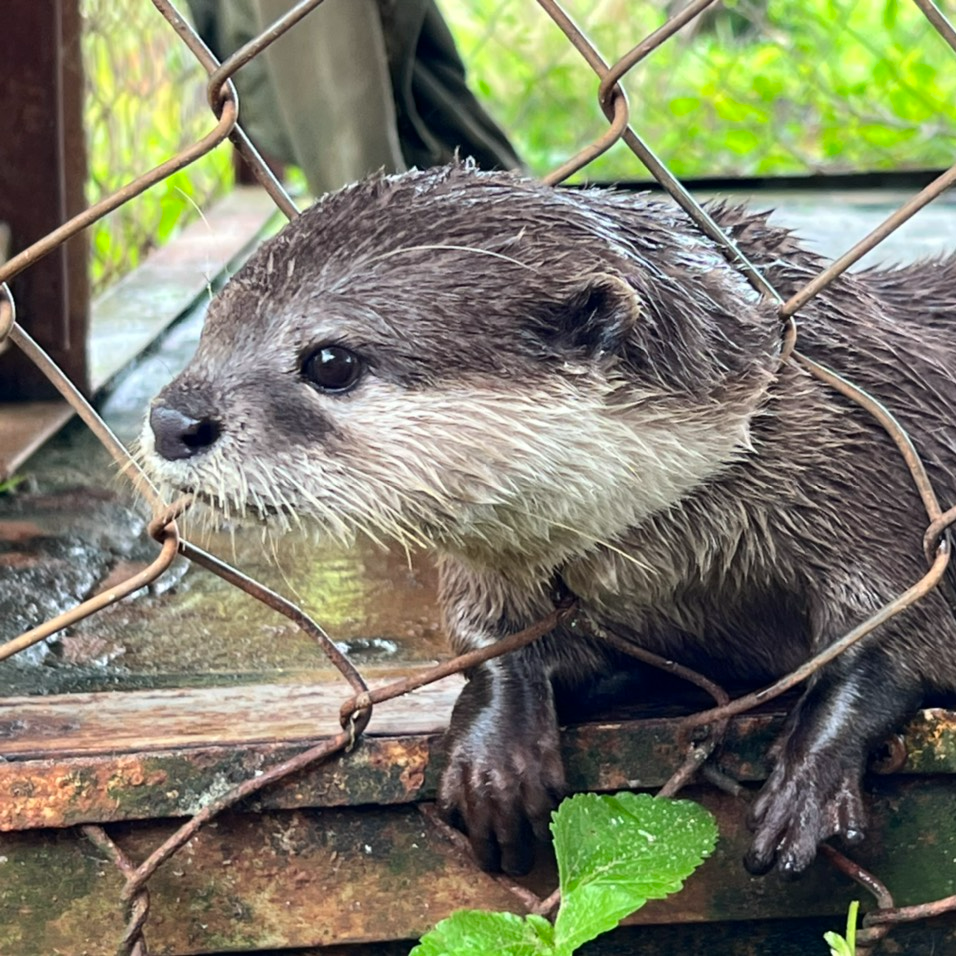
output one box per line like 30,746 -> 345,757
149,404 -> 222,461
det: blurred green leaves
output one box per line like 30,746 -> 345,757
80,0 -> 956,295
445,0 -> 956,182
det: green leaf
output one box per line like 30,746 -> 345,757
552,793 -> 717,953
823,931 -> 852,956
411,911 -> 556,956
724,128 -> 762,157
823,900 -> 859,956
882,0 -> 900,30
752,74 -> 782,103
0,474 -> 26,495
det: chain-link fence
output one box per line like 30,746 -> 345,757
81,0 -> 233,295
2,1 -> 956,953
77,0 -> 956,297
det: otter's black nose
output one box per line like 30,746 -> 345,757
150,405 -> 222,461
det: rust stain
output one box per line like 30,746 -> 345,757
368,738 -> 429,796
0,551 -> 52,569
58,633 -> 125,665
0,519 -> 43,542
901,708 -> 956,771
0,757 -> 168,830
93,559 -> 151,595
399,763 -> 426,794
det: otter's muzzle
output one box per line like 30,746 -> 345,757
149,405 -> 222,461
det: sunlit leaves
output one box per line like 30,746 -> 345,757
411,793 -> 717,955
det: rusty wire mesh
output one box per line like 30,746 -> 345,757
81,0 -> 234,295
2,0 -> 956,953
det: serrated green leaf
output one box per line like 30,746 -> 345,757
411,910 -> 556,956
552,793 -> 717,953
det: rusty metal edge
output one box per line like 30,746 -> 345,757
2,706 -> 954,832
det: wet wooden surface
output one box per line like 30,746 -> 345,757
0,402 -> 74,483
0,678 -> 460,758
1,656 -> 954,833
87,187 -> 281,391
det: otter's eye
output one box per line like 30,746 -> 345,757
302,346 -> 364,393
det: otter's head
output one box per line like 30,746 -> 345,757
142,163 -> 780,573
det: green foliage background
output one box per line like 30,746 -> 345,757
444,0 -> 956,182
81,0 -> 233,295
79,0 -> 956,293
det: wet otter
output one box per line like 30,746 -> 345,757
142,163 -> 956,878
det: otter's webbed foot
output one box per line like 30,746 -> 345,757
744,750 -> 866,878
437,656 -> 565,875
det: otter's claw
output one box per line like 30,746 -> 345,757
745,752 -> 867,877
437,666 -> 565,875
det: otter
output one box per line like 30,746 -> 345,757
142,163 -> 956,878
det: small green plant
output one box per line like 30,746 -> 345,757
411,792 -> 718,955
0,474 -> 26,495
824,900 -> 860,956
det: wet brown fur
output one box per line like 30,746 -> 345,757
143,163 -> 956,878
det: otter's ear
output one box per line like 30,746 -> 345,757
537,272 -> 642,356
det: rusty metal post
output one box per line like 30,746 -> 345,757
0,0 -> 89,399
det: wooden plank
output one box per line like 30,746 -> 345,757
0,679 -> 462,830
88,187 -> 281,391
1,678 -> 954,831
0,401 -> 75,479
3,677 -> 953,769
1,680 -> 954,950
0,735 -> 441,830
0,677 -> 461,757
0,0 -> 89,399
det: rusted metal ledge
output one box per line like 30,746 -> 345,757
2,677 -> 955,830
1,680 -> 954,953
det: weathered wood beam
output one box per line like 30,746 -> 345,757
1,674 -> 954,833
0,0 -> 88,400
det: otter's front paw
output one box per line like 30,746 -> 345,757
744,752 -> 866,878
437,668 -> 565,875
